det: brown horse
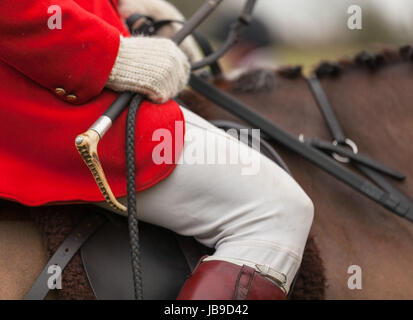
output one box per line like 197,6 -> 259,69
1,46 -> 412,299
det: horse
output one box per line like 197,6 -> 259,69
1,46 -> 412,299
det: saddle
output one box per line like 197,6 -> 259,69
80,215 -> 210,300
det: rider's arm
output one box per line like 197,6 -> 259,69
0,0 -> 120,104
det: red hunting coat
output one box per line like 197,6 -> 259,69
0,0 -> 184,206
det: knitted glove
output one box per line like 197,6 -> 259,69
106,36 -> 190,103
118,0 -> 203,63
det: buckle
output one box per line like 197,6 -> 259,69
255,264 -> 287,294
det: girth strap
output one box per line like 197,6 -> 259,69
24,212 -> 106,300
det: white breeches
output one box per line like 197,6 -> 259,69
99,106 -> 314,293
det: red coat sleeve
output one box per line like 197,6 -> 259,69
0,0 -> 121,104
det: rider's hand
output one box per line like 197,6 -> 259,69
118,0 -> 203,63
106,36 -> 190,103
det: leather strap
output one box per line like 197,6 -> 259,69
306,75 -> 413,222
24,212 -> 106,300
305,137 -> 405,180
308,77 -> 347,144
189,74 -> 409,216
356,164 -> 413,221
192,30 -> 223,77
233,265 -> 255,300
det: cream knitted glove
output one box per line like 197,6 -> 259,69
106,36 -> 190,103
118,0 -> 203,63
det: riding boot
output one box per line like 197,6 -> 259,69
177,258 -> 286,300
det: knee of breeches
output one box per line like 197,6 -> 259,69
286,184 -> 314,228
260,177 -> 315,244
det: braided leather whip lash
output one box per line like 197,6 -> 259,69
125,95 -> 144,299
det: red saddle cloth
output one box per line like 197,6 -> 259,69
0,0 -> 184,206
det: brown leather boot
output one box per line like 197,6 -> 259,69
177,259 -> 286,300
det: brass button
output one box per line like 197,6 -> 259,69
66,94 -> 78,102
55,88 -> 66,96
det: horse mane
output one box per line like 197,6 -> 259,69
313,45 -> 413,78
231,45 -> 413,94
230,66 -> 304,93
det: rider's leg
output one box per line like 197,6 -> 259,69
98,106 -> 314,299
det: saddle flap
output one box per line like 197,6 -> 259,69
80,215 -> 208,300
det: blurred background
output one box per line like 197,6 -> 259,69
169,0 -> 413,74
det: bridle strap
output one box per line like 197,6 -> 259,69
308,77 -> 346,144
